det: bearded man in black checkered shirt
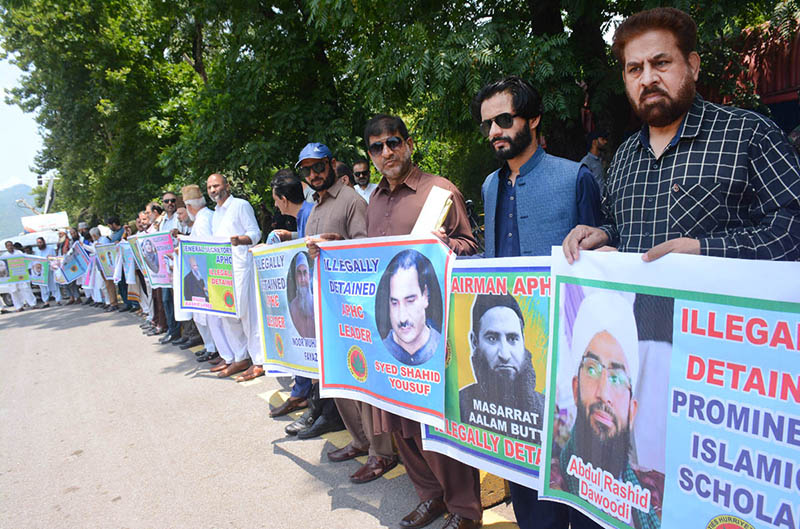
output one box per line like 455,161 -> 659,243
564,7 -> 800,264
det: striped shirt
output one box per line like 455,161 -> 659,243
600,95 -> 800,260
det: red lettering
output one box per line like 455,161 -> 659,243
769,321 -> 795,350
686,355 -> 705,381
746,317 -> 769,345
725,314 -> 744,342
728,362 -> 747,390
707,311 -> 724,339
706,359 -> 725,386
690,309 -> 705,336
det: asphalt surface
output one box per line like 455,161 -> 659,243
0,304 -> 517,529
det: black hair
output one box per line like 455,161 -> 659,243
36,236 -> 45,244
271,168 -> 305,205
470,76 -> 542,123
335,163 -> 355,186
107,215 -> 121,226
353,158 -> 370,168
471,293 -> 525,336
364,114 -> 409,148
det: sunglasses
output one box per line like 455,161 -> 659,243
297,160 -> 328,179
367,136 -> 405,156
354,171 -> 370,178
479,113 -> 519,137
163,198 -> 177,204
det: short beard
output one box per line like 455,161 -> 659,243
491,124 -> 533,161
308,164 -> 336,192
573,386 -> 631,479
631,73 -> 695,128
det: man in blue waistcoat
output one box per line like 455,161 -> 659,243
471,76 -> 601,528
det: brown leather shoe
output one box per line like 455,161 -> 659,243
440,513 -> 482,529
349,455 -> 398,484
328,443 -> 368,462
209,362 -> 229,373
269,396 -> 308,417
399,498 -> 446,528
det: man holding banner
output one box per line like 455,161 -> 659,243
182,184 -> 218,362
33,236 -> 60,307
3,240 -> 37,311
472,74 -> 601,528
206,174 -> 262,379
362,114 -> 481,529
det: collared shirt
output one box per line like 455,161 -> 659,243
494,149 -> 601,258
296,200 -> 314,238
304,178 -> 367,239
580,152 -> 605,189
382,325 -> 441,366
367,165 -> 478,255
211,195 -> 261,268
601,94 -> 800,260
354,182 -> 378,204
159,212 -> 184,233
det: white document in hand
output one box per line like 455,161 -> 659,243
411,185 -> 453,234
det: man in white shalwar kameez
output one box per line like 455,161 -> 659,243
32,236 -> 61,306
206,173 -> 263,379
2,241 -> 37,312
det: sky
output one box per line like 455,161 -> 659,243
0,58 -> 42,191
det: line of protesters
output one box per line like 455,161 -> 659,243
5,8 -> 800,529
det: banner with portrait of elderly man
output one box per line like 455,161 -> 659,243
0,255 -> 29,284
95,242 -> 118,280
541,250 -> 800,529
251,239 -> 316,376
134,231 -> 174,288
316,235 -> 453,429
25,255 -> 50,286
422,256 -> 550,488
49,256 -> 67,285
177,237 -> 237,317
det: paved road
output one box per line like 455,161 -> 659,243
0,305 -> 517,529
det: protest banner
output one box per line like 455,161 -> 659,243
541,249 -> 800,529
252,239 -> 317,376
422,256 -> 550,488
178,238 -> 237,317
60,244 -> 89,284
26,255 -> 50,286
316,235 -> 453,428
95,242 -> 118,280
119,241 -> 137,284
49,256 -> 67,285
82,255 -> 96,288
134,231 -> 174,288
127,235 -> 145,272
0,255 -> 30,284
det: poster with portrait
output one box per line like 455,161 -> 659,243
60,244 -> 89,284
422,256 -> 550,488
119,241 -> 137,284
127,235 -> 145,272
134,231 -> 174,288
95,242 -> 118,280
178,237 -> 237,317
541,249 -> 800,529
252,239 -> 317,376
0,255 -> 29,284
82,255 -> 96,287
26,255 -> 50,286
316,235 -> 453,429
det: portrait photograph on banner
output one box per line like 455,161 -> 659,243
541,249 -> 800,529
134,231 -> 174,288
26,255 -> 50,286
316,235 -> 453,429
60,245 -> 89,284
95,242 -> 118,280
119,241 -> 137,282
49,256 -> 67,285
252,239 -> 318,377
422,256 -> 550,489
178,238 -> 237,317
0,255 -> 29,284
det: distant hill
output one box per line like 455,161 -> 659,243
0,184 -> 35,239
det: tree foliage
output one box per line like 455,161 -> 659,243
0,0 -> 793,226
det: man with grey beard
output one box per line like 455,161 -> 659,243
288,253 -> 314,338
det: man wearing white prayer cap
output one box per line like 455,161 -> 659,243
551,291 -> 661,529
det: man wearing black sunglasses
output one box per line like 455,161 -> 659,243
471,77 -> 601,529
364,114 -> 481,529
352,158 -> 377,204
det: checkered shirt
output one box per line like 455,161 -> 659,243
600,95 -> 800,260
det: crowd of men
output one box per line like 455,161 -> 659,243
4,8 -> 800,529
